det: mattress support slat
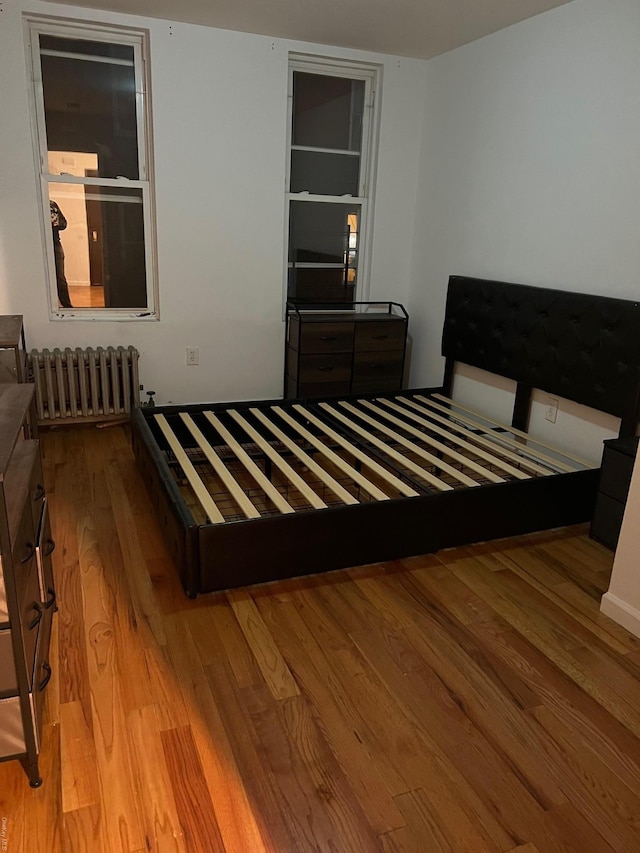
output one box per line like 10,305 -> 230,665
274,406 -> 391,502
180,413 -> 261,520
203,411 -> 295,515
154,414 -> 225,524
250,408 -> 358,506
433,393 -> 591,468
320,403 -> 455,492
293,404 -> 420,498
228,410 -> 327,510
410,395 -> 575,473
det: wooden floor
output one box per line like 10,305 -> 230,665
2,425 -> 640,852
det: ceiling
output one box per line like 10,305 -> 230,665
40,0 -> 575,60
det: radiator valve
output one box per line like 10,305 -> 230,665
143,390 -> 156,407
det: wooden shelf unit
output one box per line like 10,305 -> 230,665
0,383 -> 55,787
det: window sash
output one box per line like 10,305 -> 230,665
26,16 -> 157,319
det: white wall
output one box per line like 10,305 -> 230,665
0,0 -> 426,404
408,0 -> 640,463
602,444 -> 640,638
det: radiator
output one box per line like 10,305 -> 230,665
29,346 -> 140,423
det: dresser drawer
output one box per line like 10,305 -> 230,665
299,353 -> 352,384
0,629 -> 17,694
0,696 -> 25,758
590,492 -> 625,549
299,322 -> 354,354
354,320 -> 406,352
599,448 -> 634,503
297,381 -> 351,399
352,350 -> 404,383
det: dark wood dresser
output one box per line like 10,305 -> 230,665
590,436 -> 639,550
0,384 -> 55,787
285,302 -> 408,399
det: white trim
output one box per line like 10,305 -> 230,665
600,592 -> 640,640
291,145 -> 360,157
287,193 -> 366,204
39,49 -> 134,67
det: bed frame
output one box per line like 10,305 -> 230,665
132,276 -> 640,596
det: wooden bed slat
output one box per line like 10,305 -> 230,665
227,410 -> 327,510
273,406 -> 390,502
203,411 -> 295,515
250,408 -> 358,506
351,401 -> 509,485
411,395 -> 576,474
320,402 -> 456,491
369,399 -> 535,481
292,404 -> 420,498
433,393 -> 592,468
180,413 -> 261,520
154,414 -> 225,524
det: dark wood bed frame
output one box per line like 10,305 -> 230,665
131,276 -> 640,597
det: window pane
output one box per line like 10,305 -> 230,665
288,201 -> 359,304
48,183 -> 147,310
292,73 -> 364,152
290,150 -> 360,195
40,35 -> 139,179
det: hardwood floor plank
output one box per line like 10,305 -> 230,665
160,726 -> 224,853
60,700 -> 100,812
78,515 -> 146,852
63,804 -> 105,853
227,589 -> 300,701
163,613 -> 269,853
127,705 -> 187,852
21,722 -> 63,853
254,592 -> 409,830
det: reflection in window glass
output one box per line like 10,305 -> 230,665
40,36 -> 139,180
48,183 -> 147,310
288,201 -> 359,304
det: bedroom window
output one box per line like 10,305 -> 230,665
26,18 -> 157,319
285,55 -> 379,306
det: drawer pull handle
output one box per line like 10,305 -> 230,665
317,366 -> 335,372
44,588 -> 56,610
28,603 -> 43,631
320,335 -> 337,341
38,662 -> 52,692
34,484 -> 45,501
43,539 -> 56,558
372,335 -> 388,340
21,543 -> 36,564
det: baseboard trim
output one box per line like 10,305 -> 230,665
601,592 -> 640,640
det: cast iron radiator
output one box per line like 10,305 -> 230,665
29,346 -> 140,424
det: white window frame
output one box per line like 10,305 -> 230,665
24,16 -> 159,321
284,53 -> 381,310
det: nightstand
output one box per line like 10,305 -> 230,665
590,436 -> 639,550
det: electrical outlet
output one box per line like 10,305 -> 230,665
545,397 -> 558,424
186,346 -> 199,366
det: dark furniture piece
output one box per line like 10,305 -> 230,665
132,276 -> 640,597
285,302 -> 408,399
0,384 -> 55,787
590,437 -> 639,549
0,315 -> 28,384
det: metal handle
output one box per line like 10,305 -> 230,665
21,543 -> 36,564
44,587 -> 56,610
317,366 -> 335,372
28,603 -> 43,631
372,334 -> 388,340
320,335 -> 337,341
43,538 -> 56,558
34,484 -> 45,501
38,662 -> 52,692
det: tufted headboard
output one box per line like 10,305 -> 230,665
441,275 -> 640,426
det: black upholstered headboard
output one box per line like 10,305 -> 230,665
441,275 -> 640,424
